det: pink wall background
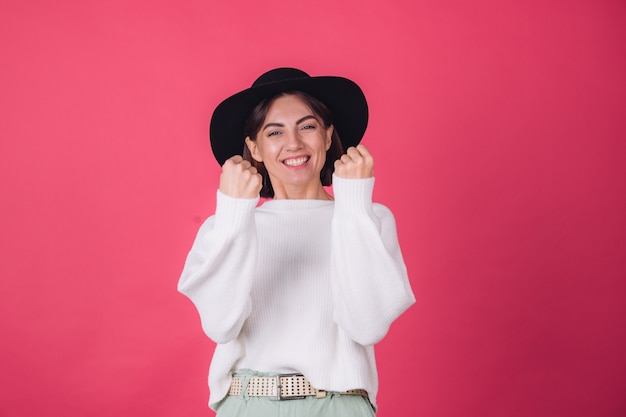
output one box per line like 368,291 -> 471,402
1,1 -> 625,416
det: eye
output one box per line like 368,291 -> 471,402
267,130 -> 282,137
301,124 -> 316,130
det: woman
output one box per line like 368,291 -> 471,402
179,68 -> 415,416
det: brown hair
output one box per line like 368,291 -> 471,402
243,91 -> 344,198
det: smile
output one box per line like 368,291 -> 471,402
282,156 -> 310,167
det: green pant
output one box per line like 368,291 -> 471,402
216,370 -> 376,417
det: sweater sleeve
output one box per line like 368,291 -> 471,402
330,174 -> 415,346
178,190 -> 259,344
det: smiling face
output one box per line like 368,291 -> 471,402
245,94 -> 334,199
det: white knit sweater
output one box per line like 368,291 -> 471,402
178,175 -> 415,410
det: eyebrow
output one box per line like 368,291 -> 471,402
262,115 -> 317,131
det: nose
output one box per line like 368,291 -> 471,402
284,128 -> 303,149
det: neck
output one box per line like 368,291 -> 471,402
271,181 -> 333,200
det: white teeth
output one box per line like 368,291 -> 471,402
283,156 -> 309,166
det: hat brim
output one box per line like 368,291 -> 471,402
209,75 -> 368,166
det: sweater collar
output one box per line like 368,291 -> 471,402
258,198 -> 334,211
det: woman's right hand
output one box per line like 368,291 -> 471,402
219,155 -> 263,198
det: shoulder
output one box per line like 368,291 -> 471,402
372,202 -> 394,218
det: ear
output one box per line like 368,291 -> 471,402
325,125 -> 334,151
245,136 -> 263,162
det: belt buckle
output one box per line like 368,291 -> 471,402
276,373 -> 306,400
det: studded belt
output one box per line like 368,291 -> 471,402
228,373 -> 368,400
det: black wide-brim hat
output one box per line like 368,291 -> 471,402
209,67 -> 369,166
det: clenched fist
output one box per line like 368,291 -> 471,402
334,144 -> 374,179
219,155 -> 262,198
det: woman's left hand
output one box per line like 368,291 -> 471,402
334,144 -> 374,179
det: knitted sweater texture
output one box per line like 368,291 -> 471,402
178,175 -> 415,410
